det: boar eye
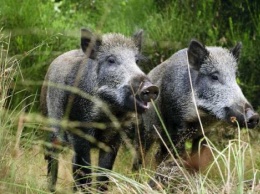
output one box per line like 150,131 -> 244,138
136,59 -> 140,64
107,56 -> 116,64
210,74 -> 219,81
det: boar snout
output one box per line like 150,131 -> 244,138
226,103 -> 259,129
245,107 -> 259,129
138,83 -> 159,103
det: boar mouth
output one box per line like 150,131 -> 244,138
130,95 -> 149,113
135,98 -> 149,110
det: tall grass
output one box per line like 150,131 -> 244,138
144,106 -> 260,193
0,31 -> 46,194
156,134 -> 260,193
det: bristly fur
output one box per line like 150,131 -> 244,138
99,33 -> 138,53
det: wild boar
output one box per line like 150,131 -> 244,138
134,40 -> 259,175
40,28 -> 159,192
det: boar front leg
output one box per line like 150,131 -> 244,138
97,133 -> 121,191
71,135 -> 92,192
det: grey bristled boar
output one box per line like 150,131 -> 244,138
40,28 -> 159,192
134,40 -> 259,175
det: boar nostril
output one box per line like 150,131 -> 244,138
245,107 -> 259,128
247,114 -> 260,129
139,85 -> 159,103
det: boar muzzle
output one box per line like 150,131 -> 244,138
138,83 -> 159,103
245,108 -> 259,128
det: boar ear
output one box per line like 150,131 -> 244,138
188,40 -> 209,71
132,29 -> 143,51
81,28 -> 102,59
230,42 -> 242,61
